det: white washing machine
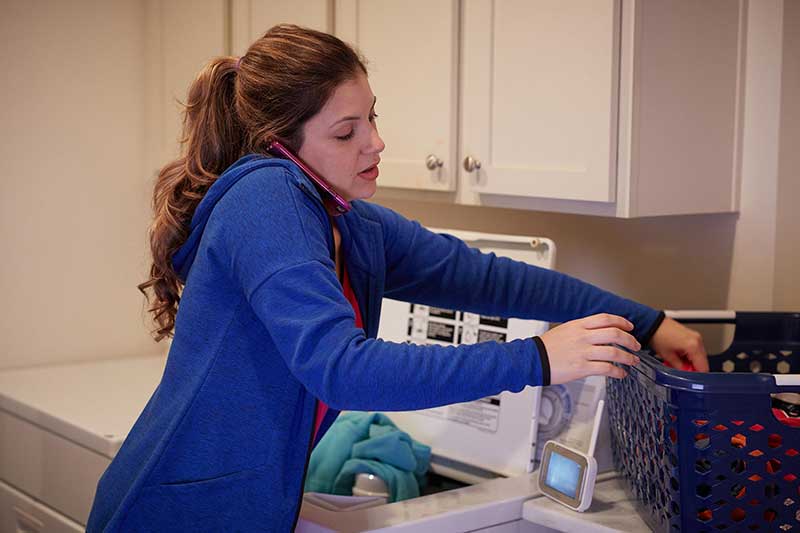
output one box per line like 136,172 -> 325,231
298,230 -> 615,532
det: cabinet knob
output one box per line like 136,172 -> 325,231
463,155 -> 482,173
425,154 -> 444,171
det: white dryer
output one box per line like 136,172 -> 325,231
0,355 -> 166,532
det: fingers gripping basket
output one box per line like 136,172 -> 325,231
606,311 -> 800,532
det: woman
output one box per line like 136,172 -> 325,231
87,24 -> 706,532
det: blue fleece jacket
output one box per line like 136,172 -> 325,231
86,155 -> 662,532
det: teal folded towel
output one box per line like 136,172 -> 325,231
304,412 -> 431,502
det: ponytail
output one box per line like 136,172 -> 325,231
139,56 -> 243,340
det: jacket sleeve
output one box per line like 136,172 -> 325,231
373,203 -> 664,344
246,260 -> 544,411
217,171 -> 547,411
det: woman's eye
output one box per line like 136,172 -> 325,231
335,113 -> 377,141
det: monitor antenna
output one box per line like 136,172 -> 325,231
587,399 -> 604,458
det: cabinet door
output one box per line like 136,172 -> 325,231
231,0 -> 333,55
461,0 -> 620,202
0,480 -> 83,533
335,0 -> 459,191
145,0 -> 228,172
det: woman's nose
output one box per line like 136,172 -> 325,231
367,126 -> 385,154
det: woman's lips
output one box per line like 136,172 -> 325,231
358,164 -> 380,180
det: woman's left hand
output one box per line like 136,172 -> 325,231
649,317 -> 710,372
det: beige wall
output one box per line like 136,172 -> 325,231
726,0 -> 784,310
0,1 -> 158,369
374,197 -> 737,312
774,0 -> 800,311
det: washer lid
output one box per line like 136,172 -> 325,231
377,229 -> 556,479
0,355 -> 166,458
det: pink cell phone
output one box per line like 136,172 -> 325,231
267,140 -> 351,215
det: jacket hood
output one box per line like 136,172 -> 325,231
171,155 -> 311,282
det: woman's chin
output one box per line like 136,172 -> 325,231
350,182 -> 377,201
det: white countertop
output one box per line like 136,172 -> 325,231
298,472 -> 654,532
299,470 -> 540,532
522,475 -> 652,532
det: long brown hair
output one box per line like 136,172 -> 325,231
139,24 -> 367,340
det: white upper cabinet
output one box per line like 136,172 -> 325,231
145,0 -> 228,173
369,0 -> 746,217
146,0 -> 332,173
149,0 -> 746,218
231,0 -> 333,55
458,0 -> 745,217
462,0 -> 621,204
335,0 -> 460,191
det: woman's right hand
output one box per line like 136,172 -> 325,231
540,313 -> 641,384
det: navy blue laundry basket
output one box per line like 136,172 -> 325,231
607,312 -> 800,532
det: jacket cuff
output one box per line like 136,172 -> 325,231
640,310 -> 666,348
533,336 -> 550,386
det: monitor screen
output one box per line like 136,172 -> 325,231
544,450 -> 582,498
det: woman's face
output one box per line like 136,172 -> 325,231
298,73 -> 385,202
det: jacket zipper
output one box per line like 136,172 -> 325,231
291,214 -> 337,531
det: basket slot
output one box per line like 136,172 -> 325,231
665,311 -> 800,377
666,310 -> 800,344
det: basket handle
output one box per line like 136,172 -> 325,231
775,375 -> 800,386
665,310 -> 736,323
665,310 -> 800,388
